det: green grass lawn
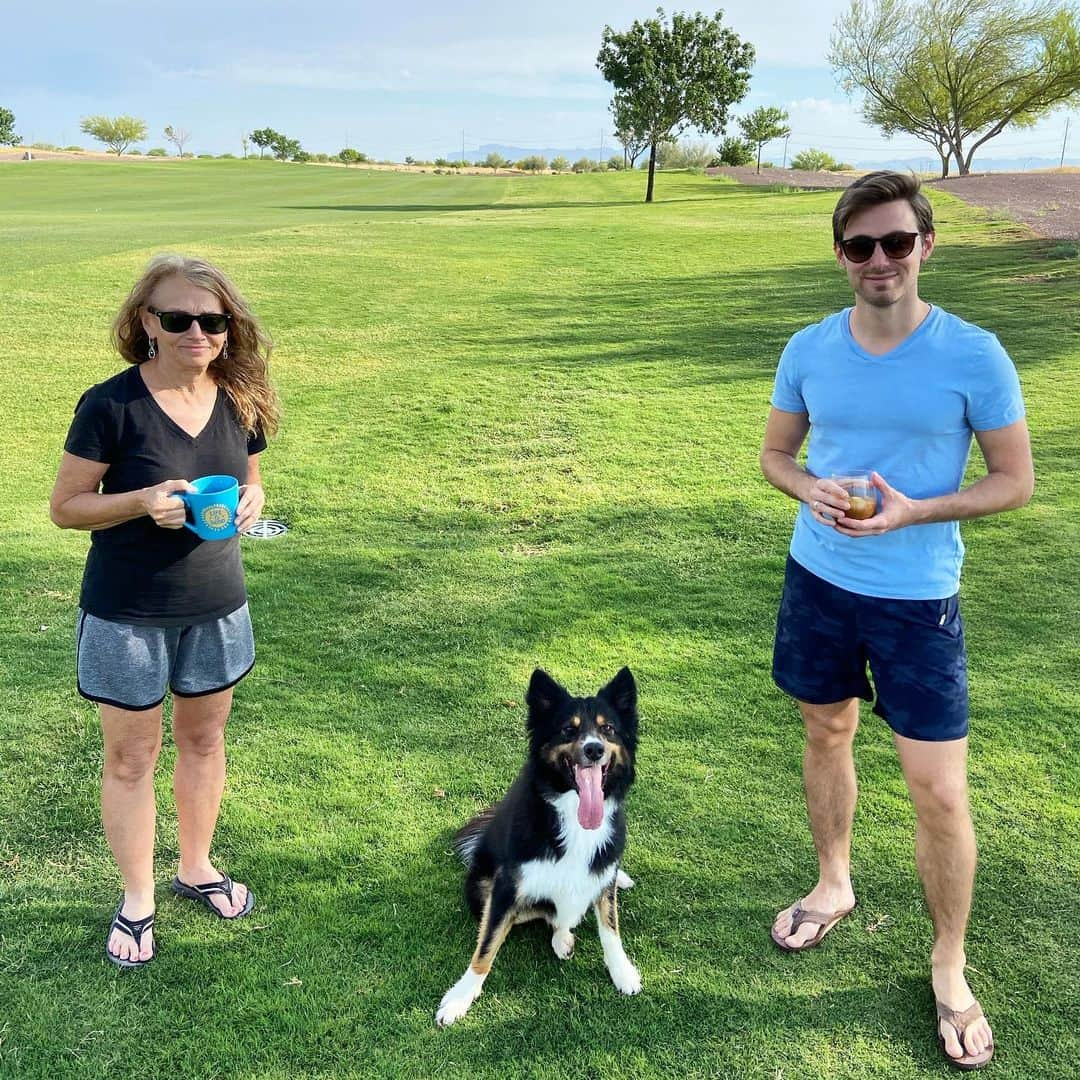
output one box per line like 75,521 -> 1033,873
0,160 -> 1077,1079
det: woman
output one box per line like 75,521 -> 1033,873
50,254 -> 280,968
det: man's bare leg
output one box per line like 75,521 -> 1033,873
896,734 -> 992,1062
773,698 -> 859,948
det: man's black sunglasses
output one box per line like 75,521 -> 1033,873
838,231 -> 922,263
148,307 -> 232,334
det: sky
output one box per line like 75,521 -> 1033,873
5,1 -> 1076,166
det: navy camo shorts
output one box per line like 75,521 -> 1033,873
772,556 -> 968,741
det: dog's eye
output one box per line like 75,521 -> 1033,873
599,723 -> 615,736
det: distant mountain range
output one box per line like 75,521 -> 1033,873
447,144 -> 1078,174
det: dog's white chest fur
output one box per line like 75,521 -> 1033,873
516,790 -> 618,928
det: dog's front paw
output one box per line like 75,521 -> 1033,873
608,959 -> 642,996
616,869 -> 635,890
436,971 -> 484,1026
551,929 -> 575,960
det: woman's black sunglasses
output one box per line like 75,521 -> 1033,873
838,231 -> 921,263
148,307 -> 232,334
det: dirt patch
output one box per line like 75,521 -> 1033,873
926,172 -> 1080,240
705,165 -> 854,189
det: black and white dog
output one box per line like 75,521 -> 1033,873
436,667 -> 641,1026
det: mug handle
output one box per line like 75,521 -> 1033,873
176,491 -> 199,534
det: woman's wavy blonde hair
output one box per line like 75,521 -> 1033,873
113,253 -> 281,437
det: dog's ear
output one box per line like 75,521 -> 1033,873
526,668 -> 568,727
599,666 -> 637,720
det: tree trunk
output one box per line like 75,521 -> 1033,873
938,151 -> 950,179
756,142 -> 762,175
645,142 -> 656,202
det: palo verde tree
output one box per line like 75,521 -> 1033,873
830,0 -> 1080,177
0,106 -> 21,146
163,125 -> 191,156
80,115 -> 147,155
737,106 -> 791,173
597,8 -> 755,202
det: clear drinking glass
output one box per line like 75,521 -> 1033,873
831,470 -> 878,520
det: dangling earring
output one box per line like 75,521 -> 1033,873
222,339 -> 229,360
147,338 -> 156,359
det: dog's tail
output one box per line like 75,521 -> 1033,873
452,806 -> 496,866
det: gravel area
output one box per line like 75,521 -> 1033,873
926,172 -> 1080,240
707,164 -> 1080,241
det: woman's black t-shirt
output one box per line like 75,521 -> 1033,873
64,365 -> 267,625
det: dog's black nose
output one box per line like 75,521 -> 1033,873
584,741 -> 604,762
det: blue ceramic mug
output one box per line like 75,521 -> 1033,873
178,475 -> 240,540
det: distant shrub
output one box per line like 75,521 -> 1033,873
607,155 -> 625,170
196,153 -> 214,159
404,156 -> 416,165
434,158 -> 452,168
180,152 -> 194,158
451,159 -> 469,169
1048,242 -> 1079,259
313,153 -> 329,163
572,157 -> 595,173
129,149 -> 143,155
292,150 -> 311,163
549,155 -> 570,173
28,142 -> 58,151
218,153 -> 236,159
62,145 -> 85,153
790,148 -> 838,171
146,147 -> 167,156
760,161 -> 774,168
715,136 -> 754,166
659,140 -> 714,169
833,161 -> 854,172
517,155 -> 547,172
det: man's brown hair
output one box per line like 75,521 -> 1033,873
832,170 -> 934,242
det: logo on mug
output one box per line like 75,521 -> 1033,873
201,504 -> 233,531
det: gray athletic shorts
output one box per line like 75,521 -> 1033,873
76,603 -> 255,711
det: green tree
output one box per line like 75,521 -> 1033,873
572,157 -> 596,172
518,155 -> 548,171
338,148 -> 363,166
614,125 -> 649,169
163,125 -> 191,156
250,128 -> 278,159
737,106 -> 791,173
483,151 -> 510,171
79,115 -> 147,155
791,148 -> 840,171
270,133 -> 302,161
830,0 -> 1080,177
597,8 -> 755,202
550,155 -> 570,172
715,134 -> 755,165
0,106 -> 21,146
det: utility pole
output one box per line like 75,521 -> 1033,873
782,134 -> 790,169
1061,117 -> 1070,169
600,129 -> 605,159
462,129 -> 466,163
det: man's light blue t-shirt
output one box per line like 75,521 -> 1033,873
771,305 -> 1025,599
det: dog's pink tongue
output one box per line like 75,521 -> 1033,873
574,765 -> 605,830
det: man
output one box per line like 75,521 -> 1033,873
760,171 -> 1032,1070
